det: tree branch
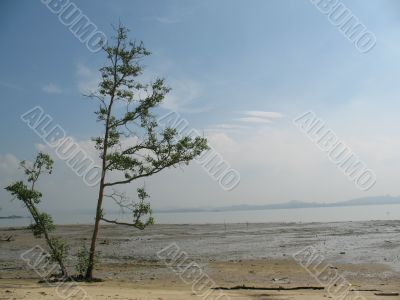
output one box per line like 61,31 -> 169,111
100,217 -> 145,230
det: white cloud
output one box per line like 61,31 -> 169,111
35,143 -> 47,152
210,124 -> 250,130
229,110 -> 284,125
76,64 -> 93,77
0,154 -> 20,187
0,154 -> 19,173
162,78 -> 209,113
235,117 -> 273,124
205,127 -> 323,169
244,111 -> 284,119
76,64 -> 100,94
42,83 -> 63,94
207,111 -> 284,134
5,126 -> 400,213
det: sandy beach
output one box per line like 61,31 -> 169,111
4,0 -> 400,297
1,221 -> 399,299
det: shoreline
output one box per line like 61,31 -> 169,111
2,217 -> 400,228
2,203 -> 400,226
1,221 -> 399,299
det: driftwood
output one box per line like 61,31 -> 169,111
351,289 -> 381,292
214,285 -> 324,291
0,235 -> 14,242
374,292 -> 400,296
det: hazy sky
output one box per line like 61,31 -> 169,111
2,0 -> 400,215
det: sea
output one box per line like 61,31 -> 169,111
1,204 -> 400,227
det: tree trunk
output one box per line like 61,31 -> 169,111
85,42 -> 118,279
28,183 -> 69,277
85,178 -> 105,279
85,103 -> 112,280
32,207 -> 68,276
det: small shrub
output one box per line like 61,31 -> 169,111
76,243 -> 97,277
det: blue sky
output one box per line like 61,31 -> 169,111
2,0 -> 400,215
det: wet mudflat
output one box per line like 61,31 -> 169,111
1,221 -> 399,299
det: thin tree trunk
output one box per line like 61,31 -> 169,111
85,177 -> 105,279
32,205 -> 68,276
28,182 -> 68,277
85,101 -> 113,279
85,36 -> 119,280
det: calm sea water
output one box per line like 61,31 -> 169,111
1,204 -> 400,227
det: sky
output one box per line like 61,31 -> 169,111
2,0 -> 400,216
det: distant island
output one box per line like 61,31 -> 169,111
154,195 -> 400,213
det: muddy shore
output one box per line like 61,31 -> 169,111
1,221 -> 399,299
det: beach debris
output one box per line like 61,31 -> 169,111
0,235 -> 14,242
374,292 -> 399,296
272,277 -> 290,284
214,285 -> 324,291
351,288 -> 382,292
329,265 -> 338,269
272,277 -> 288,282
339,251 -> 346,255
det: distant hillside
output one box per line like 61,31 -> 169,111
338,195 -> 400,206
154,195 -> 400,213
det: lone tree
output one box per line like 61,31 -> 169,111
85,25 -> 208,280
5,153 -> 69,277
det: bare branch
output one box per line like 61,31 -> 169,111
100,217 -> 145,230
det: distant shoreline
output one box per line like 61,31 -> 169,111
155,198 -> 400,213
0,215 -> 25,220
1,199 -> 400,227
1,216 -> 400,228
